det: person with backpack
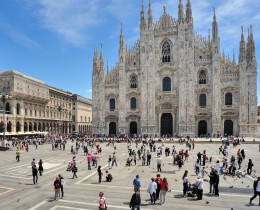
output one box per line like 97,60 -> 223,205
129,187 -> 141,210
53,176 -> 61,201
249,177 -> 260,206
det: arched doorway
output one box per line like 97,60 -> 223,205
109,122 -> 116,136
198,120 -> 207,137
161,113 -> 173,136
224,120 -> 233,136
130,122 -> 137,134
7,121 -> 12,132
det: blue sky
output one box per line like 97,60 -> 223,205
0,0 -> 259,104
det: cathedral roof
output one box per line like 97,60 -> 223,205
155,9 -> 177,35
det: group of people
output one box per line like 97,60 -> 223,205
31,158 -> 44,184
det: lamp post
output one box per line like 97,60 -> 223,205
0,94 -> 11,143
57,105 -> 62,135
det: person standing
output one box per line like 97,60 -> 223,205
160,177 -> 168,204
157,156 -> 162,172
31,158 -> 36,175
108,155 -> 112,169
249,177 -> 260,206
193,177 -> 203,200
38,159 -> 43,176
53,176 -> 60,201
214,169 -> 219,196
59,174 -> 65,199
72,165 -> 78,179
247,159 -> 254,175
208,168 -> 215,194
16,148 -> 20,162
155,174 -> 162,201
98,166 -> 102,183
133,175 -> 141,192
195,159 -> 200,175
147,151 -> 151,166
99,192 -> 106,210
87,153 -> 92,170
129,187 -> 141,210
182,170 -> 189,196
148,178 -> 157,204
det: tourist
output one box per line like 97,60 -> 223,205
247,159 -> 254,175
53,176 -> 60,201
182,170 -> 189,196
112,152 -> 117,167
72,165 -> 78,179
108,155 -> 112,169
16,148 -> 20,162
133,175 -> 141,192
155,174 -> 162,200
214,169 -> 219,196
98,166 -> 102,183
249,177 -> 260,206
193,177 -> 203,200
59,174 -> 65,199
98,192 -> 106,210
38,159 -> 43,176
129,187 -> 141,210
160,177 -> 168,204
105,171 -> 113,182
148,178 -> 157,204
208,168 -> 215,194
157,155 -> 162,172
195,159 -> 200,175
32,164 -> 38,184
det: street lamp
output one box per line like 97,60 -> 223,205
0,94 -> 12,143
57,105 -> 63,135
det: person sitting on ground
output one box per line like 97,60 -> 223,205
105,171 -> 113,182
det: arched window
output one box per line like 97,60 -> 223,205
162,41 -> 171,63
16,103 -> 20,115
198,70 -> 207,84
5,103 -> 10,114
163,77 -> 171,91
110,98 -> 115,110
130,97 -> 137,110
130,75 -> 138,88
225,92 -> 232,105
199,94 -> 206,107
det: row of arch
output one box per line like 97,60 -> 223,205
199,92 -> 233,107
110,97 -> 137,111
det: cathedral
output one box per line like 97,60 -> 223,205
92,0 -> 257,137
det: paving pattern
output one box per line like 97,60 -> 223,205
0,138 -> 259,210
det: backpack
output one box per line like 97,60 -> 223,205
55,181 -> 60,189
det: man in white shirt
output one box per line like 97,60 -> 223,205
193,177 -> 203,200
157,156 -> 162,172
148,178 -> 157,204
249,177 -> 260,206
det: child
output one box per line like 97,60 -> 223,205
201,167 -> 205,178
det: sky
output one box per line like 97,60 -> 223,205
0,0 -> 259,104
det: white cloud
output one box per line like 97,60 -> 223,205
36,0 -> 102,45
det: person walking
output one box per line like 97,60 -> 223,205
32,164 -> 38,184
133,175 -> 141,192
53,176 -> 61,201
193,177 -> 203,200
129,187 -> 141,210
148,178 -> 157,204
247,159 -> 254,175
112,153 -> 117,167
16,148 -> 20,162
155,174 -> 162,201
147,151 -> 151,166
195,159 -> 200,175
108,155 -> 112,169
59,174 -> 65,199
31,158 -> 36,175
98,192 -> 106,210
38,159 -> 43,176
160,177 -> 168,204
214,169 -> 219,196
98,166 -> 102,183
249,177 -> 260,206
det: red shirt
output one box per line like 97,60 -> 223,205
160,181 -> 168,191
155,177 -> 162,185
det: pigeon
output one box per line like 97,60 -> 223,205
231,208 -> 233,210
206,201 -> 210,204
247,185 -> 250,188
128,168 -> 130,170
168,190 -> 171,192
17,199 -> 20,202
142,170 -> 144,172
241,181 -> 243,184
229,186 -> 233,188
175,179 -> 178,182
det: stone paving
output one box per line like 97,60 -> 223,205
0,138 -> 259,210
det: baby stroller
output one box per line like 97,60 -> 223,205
67,161 -> 74,171
187,185 -> 198,198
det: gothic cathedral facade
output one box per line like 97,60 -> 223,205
92,0 -> 257,137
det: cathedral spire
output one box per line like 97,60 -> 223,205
93,46 -> 98,73
186,0 -> 193,23
120,22 -> 124,51
140,0 -> 147,31
232,49 -> 236,66
212,8 -> 219,43
99,45 -> 104,76
148,0 -> 153,29
239,26 -> 245,63
178,0 -> 184,23
246,25 -> 256,63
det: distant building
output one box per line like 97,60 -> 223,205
92,1 -> 257,137
0,70 -> 91,135
72,94 -> 92,134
